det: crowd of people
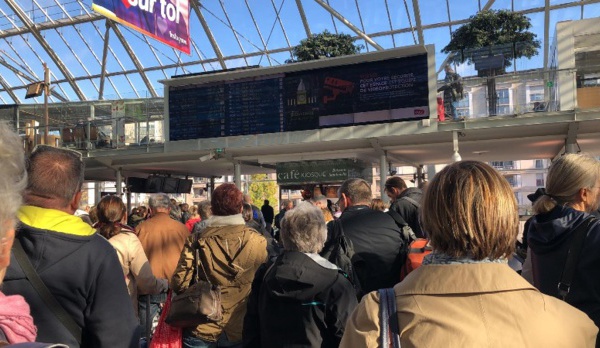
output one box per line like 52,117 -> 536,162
0,120 -> 600,347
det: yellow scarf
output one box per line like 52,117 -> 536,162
17,205 -> 96,236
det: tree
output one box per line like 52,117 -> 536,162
441,10 -> 540,115
287,30 -> 364,63
247,174 -> 279,211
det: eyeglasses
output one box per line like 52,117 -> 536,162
31,144 -> 83,162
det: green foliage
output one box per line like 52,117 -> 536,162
441,10 -> 540,68
247,174 -> 278,209
287,30 -> 364,63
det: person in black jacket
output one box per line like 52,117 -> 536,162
385,176 -> 424,238
525,153 -> 600,346
3,145 -> 139,348
322,178 -> 405,294
243,202 -> 357,348
261,200 -> 275,235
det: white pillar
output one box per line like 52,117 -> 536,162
380,153 -> 388,203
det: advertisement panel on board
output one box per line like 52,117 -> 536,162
92,0 -> 190,54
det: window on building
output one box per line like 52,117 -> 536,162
535,159 -> 544,169
491,161 -> 514,170
536,173 -> 545,187
497,88 -> 511,115
504,174 -> 519,187
456,94 -> 470,117
529,85 -> 545,112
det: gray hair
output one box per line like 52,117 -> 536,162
0,122 -> 27,236
26,144 -> 84,207
280,202 -> 327,253
534,153 -> 600,214
148,193 -> 171,210
338,178 -> 372,205
198,200 -> 211,220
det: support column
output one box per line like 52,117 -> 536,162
209,176 -> 216,200
234,162 -> 242,189
380,153 -> 388,203
116,168 -> 122,197
94,181 -> 102,203
126,191 -> 132,217
416,165 -> 424,187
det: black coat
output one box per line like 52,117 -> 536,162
389,187 -> 424,238
243,252 -> 357,348
528,205 -> 600,334
261,204 -> 275,225
324,205 -> 405,294
5,220 -> 140,347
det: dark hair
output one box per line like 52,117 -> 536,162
26,145 -> 84,206
242,203 -> 253,222
211,183 -> 243,216
338,178 -> 372,205
385,176 -> 407,191
96,195 -> 127,239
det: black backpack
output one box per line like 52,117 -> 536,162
320,219 -> 365,298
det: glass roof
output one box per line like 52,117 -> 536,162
0,0 -> 598,104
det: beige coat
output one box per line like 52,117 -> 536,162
108,231 -> 168,317
341,263 -> 598,348
136,212 -> 190,279
171,214 -> 267,343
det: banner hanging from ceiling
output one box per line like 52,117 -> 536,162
92,0 -> 190,55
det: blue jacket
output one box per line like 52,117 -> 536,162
4,206 -> 140,348
528,205 -> 600,330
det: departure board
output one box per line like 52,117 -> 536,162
168,53 -> 429,141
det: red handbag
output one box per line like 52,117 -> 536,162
149,291 -> 182,348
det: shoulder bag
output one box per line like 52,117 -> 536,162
165,236 -> 222,328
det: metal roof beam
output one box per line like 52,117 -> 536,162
4,0 -> 86,101
0,13 -> 103,39
98,21 -> 111,100
192,0 -> 227,70
544,0 -> 550,69
0,56 -> 67,102
295,0 -> 312,38
107,20 -> 157,98
0,75 -> 20,104
313,0 -> 384,50
411,0 -> 424,45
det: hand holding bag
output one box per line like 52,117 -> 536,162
166,238 -> 223,328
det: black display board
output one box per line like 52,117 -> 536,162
169,54 -> 429,141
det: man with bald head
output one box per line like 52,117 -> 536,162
4,145 -> 139,347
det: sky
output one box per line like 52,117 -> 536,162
0,0 -> 598,103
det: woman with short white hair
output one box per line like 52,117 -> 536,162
243,202 -> 357,348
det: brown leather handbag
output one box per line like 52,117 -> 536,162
166,243 -> 222,328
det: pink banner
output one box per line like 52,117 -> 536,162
93,0 -> 190,55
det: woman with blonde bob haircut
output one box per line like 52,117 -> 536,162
525,153 -> 600,346
340,161 -> 597,348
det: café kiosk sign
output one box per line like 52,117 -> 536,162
276,159 -> 371,185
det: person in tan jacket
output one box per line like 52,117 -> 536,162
136,193 -> 189,338
94,195 -> 168,318
171,183 -> 267,348
341,161 -> 598,348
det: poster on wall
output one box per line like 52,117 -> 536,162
92,0 -> 190,54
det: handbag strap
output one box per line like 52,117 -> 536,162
12,239 -> 82,344
378,288 -> 401,348
558,216 -> 596,300
194,234 -> 212,286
